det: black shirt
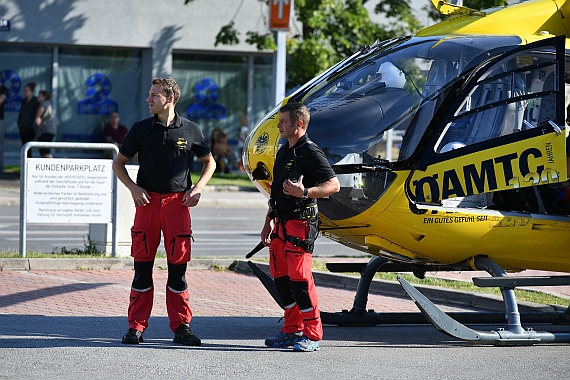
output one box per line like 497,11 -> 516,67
17,96 -> 39,132
120,113 -> 211,194
271,134 -> 336,214
0,85 -> 7,120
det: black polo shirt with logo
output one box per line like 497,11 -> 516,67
120,113 -> 210,194
271,134 -> 336,214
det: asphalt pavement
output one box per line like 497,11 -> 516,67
2,261 -> 570,379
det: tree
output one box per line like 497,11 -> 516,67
285,0 -> 397,87
185,0 -> 506,88
185,0 -> 423,87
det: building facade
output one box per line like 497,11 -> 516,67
0,0 -> 278,164
0,0 -> 431,166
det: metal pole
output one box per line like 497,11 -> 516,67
247,55 -> 254,122
19,144 -> 30,257
111,150 -> 118,257
274,30 -> 287,106
52,47 -> 59,129
385,130 -> 394,161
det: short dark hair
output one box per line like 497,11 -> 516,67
151,77 -> 181,105
280,102 -> 310,129
38,90 -> 51,101
24,82 -> 36,92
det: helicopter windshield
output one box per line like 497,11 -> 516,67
296,35 -> 523,165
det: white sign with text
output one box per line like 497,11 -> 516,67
26,158 -> 113,223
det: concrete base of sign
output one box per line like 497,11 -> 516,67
89,165 -> 138,257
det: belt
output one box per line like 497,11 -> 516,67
274,203 -> 318,221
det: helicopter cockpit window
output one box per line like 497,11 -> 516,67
295,36 -> 523,218
301,36 -> 523,166
435,48 -> 558,153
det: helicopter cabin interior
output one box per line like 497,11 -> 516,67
432,49 -> 568,215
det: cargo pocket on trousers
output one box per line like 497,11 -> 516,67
285,248 -> 312,280
131,227 -> 149,260
169,229 -> 193,264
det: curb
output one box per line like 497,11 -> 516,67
0,257 -> 557,313
0,257 -> 236,271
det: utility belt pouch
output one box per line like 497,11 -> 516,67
283,215 -> 319,253
286,236 -> 314,253
279,203 -> 318,221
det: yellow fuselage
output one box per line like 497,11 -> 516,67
244,0 -> 570,273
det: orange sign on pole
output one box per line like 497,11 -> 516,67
269,0 -> 292,31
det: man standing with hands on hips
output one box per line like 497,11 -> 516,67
113,77 -> 216,346
261,102 -> 340,352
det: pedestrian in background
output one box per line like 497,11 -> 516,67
102,111 -> 128,158
103,111 -> 128,148
260,102 -> 340,352
212,129 -> 231,174
17,82 -> 39,158
112,77 -> 216,346
35,90 -> 56,158
236,114 -> 249,171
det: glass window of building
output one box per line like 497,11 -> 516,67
173,53 -> 273,143
58,48 -> 141,147
0,45 -> 53,154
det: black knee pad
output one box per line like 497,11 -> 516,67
290,280 -> 312,311
274,275 -> 295,307
167,262 -> 188,292
132,261 -> 154,290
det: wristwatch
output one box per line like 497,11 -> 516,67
301,187 -> 308,200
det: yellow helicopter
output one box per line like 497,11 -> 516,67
243,0 -> 570,345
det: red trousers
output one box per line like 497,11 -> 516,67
269,219 -> 323,341
130,192 -> 193,264
127,192 -> 194,333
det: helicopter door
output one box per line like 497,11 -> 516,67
407,36 -> 567,208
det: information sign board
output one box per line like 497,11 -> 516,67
26,158 -> 113,223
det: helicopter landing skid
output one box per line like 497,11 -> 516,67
247,256 -> 569,337
398,256 -> 570,345
321,255 -> 507,326
320,255 -> 567,327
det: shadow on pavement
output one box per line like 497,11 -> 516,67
0,283 -> 111,308
0,314 -> 471,349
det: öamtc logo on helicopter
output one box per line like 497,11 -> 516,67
410,139 -> 564,203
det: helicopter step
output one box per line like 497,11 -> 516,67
398,256 -> 570,345
472,275 -> 570,288
326,261 -> 460,277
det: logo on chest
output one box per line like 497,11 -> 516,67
176,138 -> 188,151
